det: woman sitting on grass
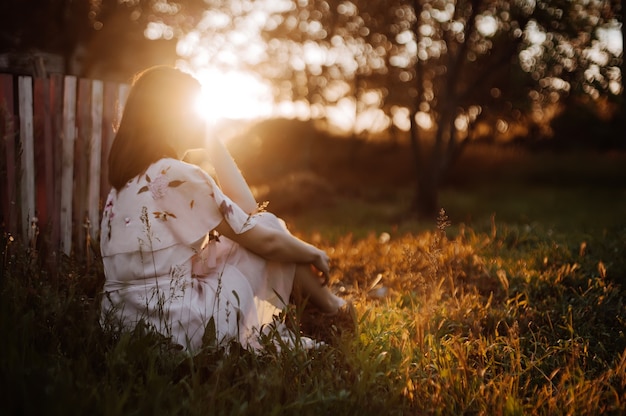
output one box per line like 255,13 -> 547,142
99,65 -> 346,353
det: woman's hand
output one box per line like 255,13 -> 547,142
216,220 -> 331,281
311,248 -> 330,285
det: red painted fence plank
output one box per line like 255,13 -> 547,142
34,77 -> 53,235
1,72 -> 126,259
49,74 -> 64,253
0,74 -> 17,237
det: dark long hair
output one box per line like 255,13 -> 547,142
107,66 -> 202,190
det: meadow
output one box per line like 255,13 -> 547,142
1,143 -> 625,415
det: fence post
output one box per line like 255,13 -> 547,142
18,76 -> 36,246
60,76 -> 76,256
34,78 -> 51,233
88,80 -> 103,260
49,74 -> 63,254
2,72 -> 127,259
74,79 -> 91,259
0,73 -> 17,237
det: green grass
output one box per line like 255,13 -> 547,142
2,148 -> 626,415
282,182 -> 625,252
283,147 -> 626,243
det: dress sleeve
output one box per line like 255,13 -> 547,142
153,160 -> 257,248
100,159 -> 257,256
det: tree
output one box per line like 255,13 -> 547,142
257,0 -> 535,216
404,0 -> 537,217
0,0 -> 205,80
4,0 -> 620,215
258,0 -> 623,218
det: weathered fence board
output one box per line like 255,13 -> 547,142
0,73 -> 17,237
60,76 -> 77,256
33,77 -> 54,234
88,80 -> 103,248
1,72 -> 126,260
18,76 -> 35,245
100,82 -> 122,206
75,78 -> 91,258
50,74 -> 64,253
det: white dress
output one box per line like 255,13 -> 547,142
99,158 -> 295,353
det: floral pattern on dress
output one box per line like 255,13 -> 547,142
132,165 -> 191,223
100,158 -> 254,255
137,166 -> 186,200
147,174 -> 169,199
100,158 -> 290,352
219,200 -> 234,218
103,197 -> 115,240
153,210 -> 177,221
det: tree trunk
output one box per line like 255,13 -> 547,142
412,169 -> 440,220
408,121 -> 440,219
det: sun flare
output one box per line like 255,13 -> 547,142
192,68 -> 273,124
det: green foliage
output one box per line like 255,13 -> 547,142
3,148 -> 625,414
2,200 -> 625,415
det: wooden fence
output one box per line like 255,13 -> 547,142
0,72 -> 129,261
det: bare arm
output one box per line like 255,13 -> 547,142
214,220 -> 330,278
206,135 -> 258,214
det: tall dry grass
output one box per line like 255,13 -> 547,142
2,206 -> 624,415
